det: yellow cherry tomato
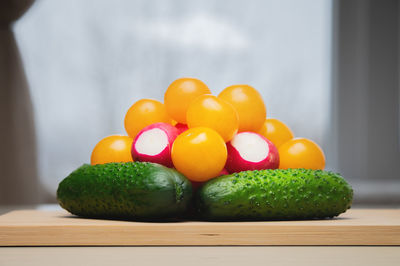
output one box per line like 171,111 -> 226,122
124,99 -> 172,139
164,78 -> 211,124
218,85 -> 266,132
279,138 -> 325,170
171,127 -> 227,182
186,95 -> 239,142
258,118 -> 294,148
91,135 -> 133,165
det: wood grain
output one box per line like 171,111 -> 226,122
0,209 -> 399,246
1,247 -> 400,266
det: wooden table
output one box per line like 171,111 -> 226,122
1,246 -> 399,266
0,207 -> 399,265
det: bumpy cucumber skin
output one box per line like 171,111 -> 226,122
197,169 -> 353,220
57,162 -> 192,220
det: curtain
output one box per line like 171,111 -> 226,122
0,0 -> 48,204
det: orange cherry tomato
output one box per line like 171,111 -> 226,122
171,127 -> 227,182
186,95 -> 239,142
258,118 -> 294,148
278,138 -> 325,170
218,85 -> 266,132
124,99 -> 172,139
164,78 -> 211,124
91,135 -> 133,165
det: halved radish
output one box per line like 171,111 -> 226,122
225,132 -> 279,173
131,122 -> 179,167
175,123 -> 188,134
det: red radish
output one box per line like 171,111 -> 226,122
225,132 -> 279,173
219,168 -> 229,176
175,123 -> 188,134
131,122 -> 178,167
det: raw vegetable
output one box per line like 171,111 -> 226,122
218,85 -> 266,132
124,99 -> 172,139
171,127 -> 227,182
197,168 -> 353,220
186,94 -> 239,142
219,168 -> 229,175
57,162 -> 192,220
131,123 -> 178,167
258,118 -> 294,148
279,138 -> 325,170
191,169 -> 229,191
90,135 -> 133,165
225,132 -> 279,173
164,78 -> 211,124
175,123 -> 188,134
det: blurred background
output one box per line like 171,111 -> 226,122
0,0 -> 399,206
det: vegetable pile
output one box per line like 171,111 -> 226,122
91,78 -> 326,182
58,78 -> 353,221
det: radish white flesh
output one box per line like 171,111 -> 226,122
134,128 -> 168,155
225,132 -> 279,173
131,123 -> 178,167
231,132 -> 269,162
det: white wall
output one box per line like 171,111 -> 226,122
14,0 -> 332,195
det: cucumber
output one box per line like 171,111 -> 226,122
197,169 -> 353,220
57,162 -> 192,220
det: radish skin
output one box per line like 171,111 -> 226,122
175,123 -> 188,134
225,132 -> 279,173
131,123 -> 179,167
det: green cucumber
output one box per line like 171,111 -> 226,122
57,162 -> 192,220
197,169 -> 353,220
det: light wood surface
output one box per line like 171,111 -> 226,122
0,208 -> 399,246
0,246 -> 399,266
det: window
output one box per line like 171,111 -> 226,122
14,0 -> 332,195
